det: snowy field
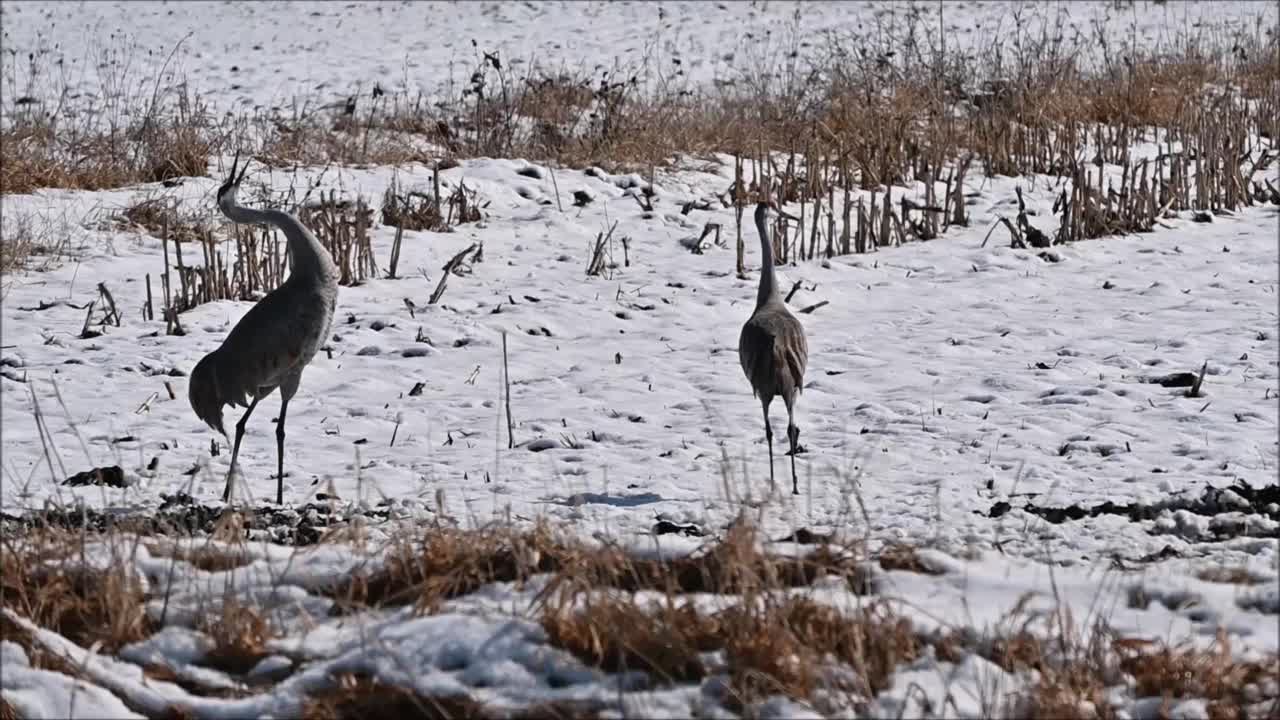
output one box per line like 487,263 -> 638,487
3,156 -> 1278,564
2,1 -> 1278,718
2,0 -> 1274,115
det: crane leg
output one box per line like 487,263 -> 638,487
223,395 -> 263,503
761,398 -> 775,493
783,396 -> 801,495
787,421 -> 800,495
275,394 -> 291,506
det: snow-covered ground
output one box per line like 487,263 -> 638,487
4,154 -> 1277,565
2,529 -> 1277,719
2,1 -> 1278,718
3,1 -> 1275,116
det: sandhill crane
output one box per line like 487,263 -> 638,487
739,201 -> 808,495
188,153 -> 339,505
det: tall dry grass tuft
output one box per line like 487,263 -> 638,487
0,211 -> 51,273
1117,634 -> 1280,719
0,531 -> 152,653
302,672 -> 605,720
541,594 -> 720,682
1,83 -> 217,195
198,593 -> 273,675
322,522 -> 565,615
718,597 -> 920,710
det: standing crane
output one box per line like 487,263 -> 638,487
188,153 -> 339,505
738,200 -> 809,495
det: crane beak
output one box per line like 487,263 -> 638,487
217,151 -> 251,200
227,150 -> 250,187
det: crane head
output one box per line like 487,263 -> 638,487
216,151 -> 252,207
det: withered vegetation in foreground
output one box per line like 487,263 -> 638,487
3,522 -> 1275,719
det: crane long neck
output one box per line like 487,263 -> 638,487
755,208 -> 780,309
220,197 -> 337,286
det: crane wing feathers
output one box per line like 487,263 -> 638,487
738,311 -> 807,400
214,289 -> 318,399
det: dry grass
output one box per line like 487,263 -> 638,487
1194,566 -> 1269,585
198,593 -> 274,676
380,172 -> 485,232
323,520 -> 874,616
5,14 -> 1273,215
540,588 -> 919,711
541,522 -> 873,598
720,597 -> 919,709
1,87 -> 215,195
0,531 -> 153,653
1,520 -> 1277,717
876,544 -> 945,574
1,210 -> 44,273
533,524 -> 914,710
1118,635 -> 1280,719
116,196 -> 207,245
541,595 -> 720,682
964,622 -> 1280,720
323,521 -> 565,615
0,611 -> 94,680
144,540 -> 253,573
303,674 -> 482,720
302,672 -> 604,720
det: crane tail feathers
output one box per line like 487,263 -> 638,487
189,351 -> 229,436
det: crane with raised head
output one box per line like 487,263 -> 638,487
188,153 -> 339,505
738,200 -> 809,495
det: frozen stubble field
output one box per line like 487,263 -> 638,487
2,1 -> 1278,718
3,157 -> 1278,564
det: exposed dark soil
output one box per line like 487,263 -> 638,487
0,492 -> 397,546
985,479 -> 1279,541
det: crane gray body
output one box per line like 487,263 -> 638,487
188,155 -> 338,504
738,201 -> 809,494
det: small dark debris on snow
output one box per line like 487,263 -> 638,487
516,166 -> 543,179
1146,371 -> 1199,388
653,519 -> 704,537
1137,545 -> 1182,562
62,465 -> 128,488
525,438 -> 558,452
774,528 -> 833,544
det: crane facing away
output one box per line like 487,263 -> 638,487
188,153 -> 339,505
738,201 -> 809,495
